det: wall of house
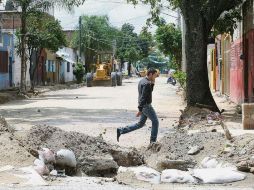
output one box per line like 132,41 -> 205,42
230,38 -> 244,104
243,0 -> 254,102
0,33 -> 10,90
57,47 -> 76,83
45,49 -> 58,84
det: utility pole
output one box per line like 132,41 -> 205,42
181,15 -> 186,72
79,16 -> 82,62
112,39 -> 116,71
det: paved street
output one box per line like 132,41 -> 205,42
0,76 -> 182,148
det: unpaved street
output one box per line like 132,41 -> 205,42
0,77 -> 182,148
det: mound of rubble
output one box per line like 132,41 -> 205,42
179,107 -> 222,129
219,134 -> 254,173
142,131 -> 227,171
22,125 -> 144,177
0,116 -> 34,167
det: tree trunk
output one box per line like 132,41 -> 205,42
29,49 -> 41,92
128,61 -> 131,76
20,6 -> 27,94
184,11 -> 220,112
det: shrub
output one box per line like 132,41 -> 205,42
73,62 -> 85,84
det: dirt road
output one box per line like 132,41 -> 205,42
0,77 -> 182,148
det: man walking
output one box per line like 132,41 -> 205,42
117,68 -> 159,143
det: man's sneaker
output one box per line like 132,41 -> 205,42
117,128 -> 121,142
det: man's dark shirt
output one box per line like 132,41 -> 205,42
138,77 -> 154,112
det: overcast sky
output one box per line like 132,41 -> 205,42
54,0 -> 178,33
0,0 -> 178,33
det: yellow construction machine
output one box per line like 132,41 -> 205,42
137,68 -> 160,77
86,51 -> 122,87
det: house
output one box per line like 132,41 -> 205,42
0,10 -> 30,89
207,0 -> 254,104
45,49 -> 59,85
56,47 -> 77,83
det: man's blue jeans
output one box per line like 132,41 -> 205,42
119,104 -> 159,142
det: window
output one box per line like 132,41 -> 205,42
52,61 -> 55,72
47,60 -> 51,72
67,62 -> 70,72
0,51 -> 8,73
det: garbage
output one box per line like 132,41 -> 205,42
161,169 -> 196,183
33,159 -> 49,176
201,157 -> 219,168
56,149 -> 77,168
38,148 -> 55,164
191,168 -> 246,184
118,166 -> 161,184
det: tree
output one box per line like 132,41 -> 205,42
117,23 -> 141,76
138,28 -> 153,58
5,0 -> 15,10
129,0 -> 243,112
155,23 -> 182,70
71,15 -> 119,72
11,0 -> 85,94
16,12 -> 67,91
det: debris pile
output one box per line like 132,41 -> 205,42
179,107 -> 223,129
142,131 -> 226,172
219,134 -> 254,173
0,117 -> 34,167
22,125 -> 144,177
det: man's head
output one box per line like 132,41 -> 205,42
147,68 -> 158,81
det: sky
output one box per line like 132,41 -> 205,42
0,0 -> 178,33
53,0 -> 178,33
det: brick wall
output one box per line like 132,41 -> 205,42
0,11 -> 21,29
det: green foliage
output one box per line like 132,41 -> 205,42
155,23 -> 182,68
16,12 -> 66,55
214,8 -> 242,36
72,15 -> 118,52
173,70 -> 186,90
71,15 -> 119,71
116,23 -> 141,63
5,0 -> 15,10
117,23 -> 153,64
73,62 -> 85,83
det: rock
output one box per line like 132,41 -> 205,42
188,146 -> 201,155
50,170 -> 57,176
156,159 -> 196,172
239,149 -> 247,155
250,167 -> 254,174
79,155 -> 119,177
110,148 -> 143,167
211,129 -> 217,132
237,161 -> 250,172
223,147 -> 233,153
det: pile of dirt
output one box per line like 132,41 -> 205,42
142,130 -> 226,171
22,125 -> 144,177
219,134 -> 254,173
179,107 -> 222,129
0,116 -> 34,167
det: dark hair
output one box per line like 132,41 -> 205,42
147,68 -> 157,76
